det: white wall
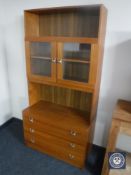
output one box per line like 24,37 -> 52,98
0,1 -> 11,125
0,0 -> 131,148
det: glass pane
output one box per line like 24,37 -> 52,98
30,42 -> 51,58
62,61 -> 90,83
63,43 -> 91,61
30,42 -> 52,77
31,58 -> 51,76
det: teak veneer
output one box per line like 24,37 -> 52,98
23,4 -> 107,168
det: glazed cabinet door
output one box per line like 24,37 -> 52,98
57,42 -> 97,91
26,41 -> 57,83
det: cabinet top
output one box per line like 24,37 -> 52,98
24,4 -> 106,14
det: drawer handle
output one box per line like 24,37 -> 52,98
70,130 -> 77,136
69,154 -> 75,160
29,116 -> 34,123
31,138 -> 35,143
69,143 -> 76,148
29,128 -> 35,133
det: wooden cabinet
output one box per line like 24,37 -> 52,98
23,5 -> 107,168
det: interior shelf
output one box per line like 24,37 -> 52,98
62,59 -> 90,64
31,56 -> 51,60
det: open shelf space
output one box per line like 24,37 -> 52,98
28,82 -> 92,114
28,76 -> 94,93
25,5 -> 100,38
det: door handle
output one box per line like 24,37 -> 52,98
52,58 -> 56,63
57,60 -> 62,64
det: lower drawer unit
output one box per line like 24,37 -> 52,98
23,116 -> 89,146
26,141 -> 85,168
24,130 -> 86,168
23,101 -> 90,168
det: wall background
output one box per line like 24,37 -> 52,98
0,1 -> 11,125
0,0 -> 131,150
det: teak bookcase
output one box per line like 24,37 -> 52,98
23,5 -> 107,168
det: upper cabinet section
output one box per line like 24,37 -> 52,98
24,5 -> 107,92
24,5 -> 101,38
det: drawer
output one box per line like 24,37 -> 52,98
23,115 -> 89,146
24,129 -> 86,155
24,131 -> 86,168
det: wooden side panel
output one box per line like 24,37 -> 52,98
40,85 -> 92,112
87,6 -> 107,159
89,44 -> 99,85
24,11 -> 39,37
28,82 -> 41,105
90,5 -> 107,122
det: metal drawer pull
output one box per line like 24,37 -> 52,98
69,143 -> 76,148
69,154 -> 75,160
31,138 -> 35,143
29,128 -> 35,133
70,130 -> 77,136
29,116 -> 34,123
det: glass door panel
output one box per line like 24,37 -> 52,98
31,58 -> 51,76
63,61 -> 90,83
30,42 -> 52,77
63,43 -> 91,62
57,42 -> 91,85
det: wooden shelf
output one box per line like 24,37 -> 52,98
31,56 -> 51,60
63,58 -> 90,64
25,36 -> 98,44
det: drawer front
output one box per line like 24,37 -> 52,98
23,115 -> 89,146
24,129 -> 86,155
24,131 -> 86,168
